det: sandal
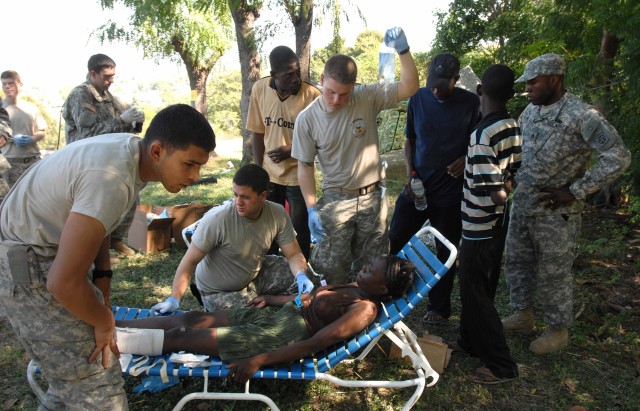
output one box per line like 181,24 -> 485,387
422,311 -> 447,324
473,367 -> 516,384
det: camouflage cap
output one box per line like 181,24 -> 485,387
515,53 -> 566,83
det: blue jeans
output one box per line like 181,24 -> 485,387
267,183 -> 310,260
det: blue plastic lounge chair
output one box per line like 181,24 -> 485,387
27,225 -> 456,410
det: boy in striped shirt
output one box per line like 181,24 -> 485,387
454,64 -> 522,383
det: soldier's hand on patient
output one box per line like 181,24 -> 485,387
151,296 -> 180,316
296,272 -> 314,294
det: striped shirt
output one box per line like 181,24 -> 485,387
462,111 -> 522,240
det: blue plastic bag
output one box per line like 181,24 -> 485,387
132,375 -> 180,394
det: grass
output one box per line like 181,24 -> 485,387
1,141 -> 639,410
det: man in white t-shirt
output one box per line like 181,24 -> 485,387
0,104 -> 215,410
291,27 -> 419,284
0,70 -> 47,186
151,164 -> 314,315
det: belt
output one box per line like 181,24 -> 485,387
324,181 -> 381,196
9,156 -> 39,164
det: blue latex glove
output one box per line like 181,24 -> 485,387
13,134 -> 34,147
296,272 -> 314,294
307,207 -> 325,241
151,296 -> 180,316
384,27 -> 410,54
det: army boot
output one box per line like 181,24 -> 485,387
501,307 -> 534,334
529,327 -> 569,354
111,238 -> 136,256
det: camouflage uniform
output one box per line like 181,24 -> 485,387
201,255 -> 299,312
312,190 -> 388,285
62,81 -> 133,144
62,81 -> 137,243
505,81 -> 631,327
0,249 -> 127,410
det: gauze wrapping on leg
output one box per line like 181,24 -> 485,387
116,327 -> 164,356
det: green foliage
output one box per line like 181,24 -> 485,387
412,51 -> 431,86
349,30 -> 384,85
19,95 -> 63,151
433,0 -> 640,214
206,70 -> 243,135
98,0 -> 232,64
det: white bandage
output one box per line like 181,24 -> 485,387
116,327 -> 164,356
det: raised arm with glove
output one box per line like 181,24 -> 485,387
384,26 -> 419,101
384,26 -> 410,55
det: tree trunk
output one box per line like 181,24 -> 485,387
229,1 -> 262,165
172,35 -> 211,117
292,0 -> 314,82
186,67 -> 210,116
592,29 -> 621,208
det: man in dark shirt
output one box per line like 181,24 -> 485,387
388,53 -> 481,324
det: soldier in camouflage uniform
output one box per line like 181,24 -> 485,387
62,54 -> 145,258
151,164 -> 315,315
502,53 -> 631,354
0,104 -> 215,410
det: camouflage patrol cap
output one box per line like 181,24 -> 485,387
515,53 -> 566,83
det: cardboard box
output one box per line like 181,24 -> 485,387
153,203 -> 215,248
127,205 -> 175,254
388,333 -> 452,374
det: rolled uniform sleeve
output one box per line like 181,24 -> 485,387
569,110 -> 631,200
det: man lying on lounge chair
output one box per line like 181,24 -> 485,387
116,254 -> 415,383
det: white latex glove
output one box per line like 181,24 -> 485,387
151,296 -> 180,316
134,109 -> 145,123
120,108 -> 137,125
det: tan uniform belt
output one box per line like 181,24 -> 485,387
199,288 -> 220,297
323,181 -> 381,196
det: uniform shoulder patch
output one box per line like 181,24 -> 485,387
582,111 -> 617,151
82,102 -> 97,113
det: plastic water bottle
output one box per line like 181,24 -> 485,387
410,171 -> 427,211
378,43 -> 395,83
